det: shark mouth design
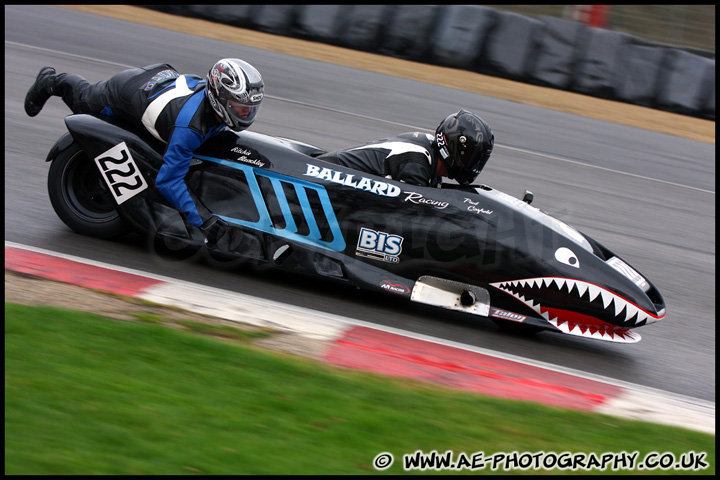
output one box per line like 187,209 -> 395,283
489,277 -> 665,343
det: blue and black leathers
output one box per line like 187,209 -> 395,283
53,63 -> 226,227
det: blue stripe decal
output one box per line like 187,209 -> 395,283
270,177 -> 298,233
193,155 -> 346,252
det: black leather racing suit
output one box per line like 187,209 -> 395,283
317,132 -> 441,187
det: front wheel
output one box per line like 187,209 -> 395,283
47,142 -> 128,238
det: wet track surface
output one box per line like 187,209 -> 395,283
4,5 -> 715,402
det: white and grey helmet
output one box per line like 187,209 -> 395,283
206,58 -> 264,131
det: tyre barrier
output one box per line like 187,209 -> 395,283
141,5 -> 715,120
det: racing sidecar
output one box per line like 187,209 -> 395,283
45,114 -> 666,343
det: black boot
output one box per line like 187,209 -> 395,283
24,67 -> 57,117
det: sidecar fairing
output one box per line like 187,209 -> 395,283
190,129 -> 665,343
63,114 -> 666,343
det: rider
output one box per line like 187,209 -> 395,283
317,109 -> 494,187
23,59 -> 264,246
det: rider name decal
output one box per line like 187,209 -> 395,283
231,147 -> 268,168
463,198 -> 493,215
304,164 -> 401,197
94,142 -> 148,205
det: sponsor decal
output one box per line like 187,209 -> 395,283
403,191 -> 449,209
379,280 -> 411,294
463,198 -> 493,215
607,256 -> 649,291
94,142 -> 148,204
304,164 -> 401,197
436,132 -> 450,160
143,69 -> 179,91
490,307 -> 527,323
231,147 -> 269,168
356,227 -> 403,263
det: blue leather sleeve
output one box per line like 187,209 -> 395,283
155,126 -> 206,227
154,89 -> 225,227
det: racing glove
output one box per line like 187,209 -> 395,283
200,215 -> 230,249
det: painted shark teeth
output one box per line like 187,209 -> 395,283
489,277 -> 662,328
546,317 -> 641,343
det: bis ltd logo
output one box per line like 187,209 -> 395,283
356,227 -> 404,264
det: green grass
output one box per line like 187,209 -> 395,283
5,303 -> 714,475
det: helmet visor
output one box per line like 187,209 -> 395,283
226,100 -> 260,129
454,149 -> 491,185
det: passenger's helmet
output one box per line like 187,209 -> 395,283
206,58 -> 264,131
435,110 -> 494,185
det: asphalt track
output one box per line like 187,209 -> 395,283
5,243 -> 713,434
4,5 -> 716,406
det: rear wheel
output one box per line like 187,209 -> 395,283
47,142 -> 128,238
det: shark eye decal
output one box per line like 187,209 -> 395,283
555,247 -> 579,268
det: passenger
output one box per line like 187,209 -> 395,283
317,109 -> 494,187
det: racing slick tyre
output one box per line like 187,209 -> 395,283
47,141 -> 129,238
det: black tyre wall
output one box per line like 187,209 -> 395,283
47,142 -> 128,238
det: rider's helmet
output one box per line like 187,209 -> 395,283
435,109 -> 494,185
206,58 -> 264,131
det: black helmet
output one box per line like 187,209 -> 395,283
435,109 -> 494,185
206,58 -> 264,131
